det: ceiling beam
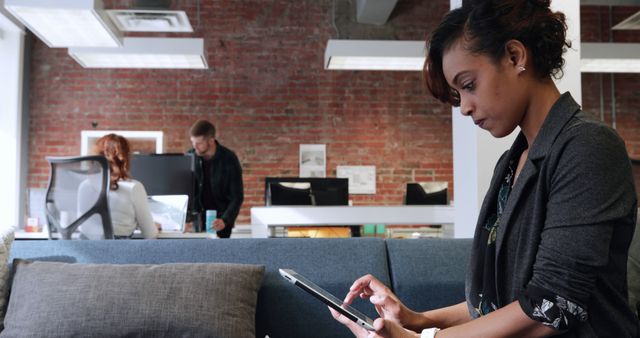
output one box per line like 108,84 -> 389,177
581,0 -> 640,5
356,0 -> 399,25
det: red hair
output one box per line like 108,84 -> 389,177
93,134 -> 131,190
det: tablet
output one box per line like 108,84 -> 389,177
279,268 -> 375,331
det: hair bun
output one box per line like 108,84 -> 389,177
529,0 -> 550,8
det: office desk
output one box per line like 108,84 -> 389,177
14,231 -> 49,240
250,205 -> 456,238
150,231 -> 217,239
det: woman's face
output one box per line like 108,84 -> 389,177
442,41 -> 527,138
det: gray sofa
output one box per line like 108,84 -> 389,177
8,238 -> 472,338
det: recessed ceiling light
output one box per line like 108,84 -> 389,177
612,10 -> 640,30
68,37 -> 208,69
325,40 -> 426,71
4,0 -> 121,48
581,43 -> 640,73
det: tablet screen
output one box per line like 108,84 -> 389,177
279,268 -> 375,331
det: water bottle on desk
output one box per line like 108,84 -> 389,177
205,210 -> 217,234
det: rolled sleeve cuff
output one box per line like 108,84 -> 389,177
518,285 -> 588,331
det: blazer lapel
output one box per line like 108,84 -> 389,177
494,156 -> 539,260
475,151 -> 511,237
494,92 -> 582,261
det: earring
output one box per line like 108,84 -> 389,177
518,66 -> 526,73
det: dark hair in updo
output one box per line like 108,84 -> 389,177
425,0 -> 571,106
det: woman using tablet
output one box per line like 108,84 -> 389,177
330,1 -> 639,337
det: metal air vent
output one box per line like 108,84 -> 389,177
613,11 -> 640,30
107,10 -> 193,32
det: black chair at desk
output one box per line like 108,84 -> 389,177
405,182 -> 449,206
265,177 -> 348,207
267,182 -> 314,206
45,155 -> 114,240
265,177 -> 355,237
403,182 -> 449,235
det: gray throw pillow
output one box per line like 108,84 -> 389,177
1,260 -> 264,338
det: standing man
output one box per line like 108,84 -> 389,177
188,120 -> 244,238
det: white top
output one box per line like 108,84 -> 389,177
108,179 -> 158,238
79,179 -> 158,239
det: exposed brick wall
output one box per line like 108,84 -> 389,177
580,6 -> 640,198
27,2 -> 640,224
27,0 -> 451,224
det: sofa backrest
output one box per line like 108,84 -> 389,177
9,238 -> 390,338
386,238 -> 472,312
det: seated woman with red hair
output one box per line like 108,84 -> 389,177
81,133 -> 158,239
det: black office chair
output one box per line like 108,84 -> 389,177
398,182 -> 449,238
267,182 -> 314,206
405,182 -> 449,205
45,156 -> 114,240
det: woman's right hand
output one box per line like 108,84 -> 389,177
329,307 -> 370,338
343,274 -> 420,328
329,310 -> 421,338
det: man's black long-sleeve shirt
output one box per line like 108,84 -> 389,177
188,141 -> 244,229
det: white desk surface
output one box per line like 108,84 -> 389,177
251,205 -> 455,238
157,231 -> 217,239
14,231 -> 49,240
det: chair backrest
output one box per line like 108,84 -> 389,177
45,156 -> 114,240
268,182 -> 313,206
405,182 -> 449,205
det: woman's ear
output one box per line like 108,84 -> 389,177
504,39 -> 528,73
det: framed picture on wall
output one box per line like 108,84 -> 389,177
337,165 -> 376,194
299,144 -> 326,178
80,130 -> 164,155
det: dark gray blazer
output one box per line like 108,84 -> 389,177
466,93 -> 639,337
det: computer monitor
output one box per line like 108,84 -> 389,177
130,153 -> 195,213
405,182 -> 448,205
265,177 -> 349,206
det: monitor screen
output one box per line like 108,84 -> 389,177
265,177 -> 349,206
130,153 -> 195,212
405,182 -> 448,205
